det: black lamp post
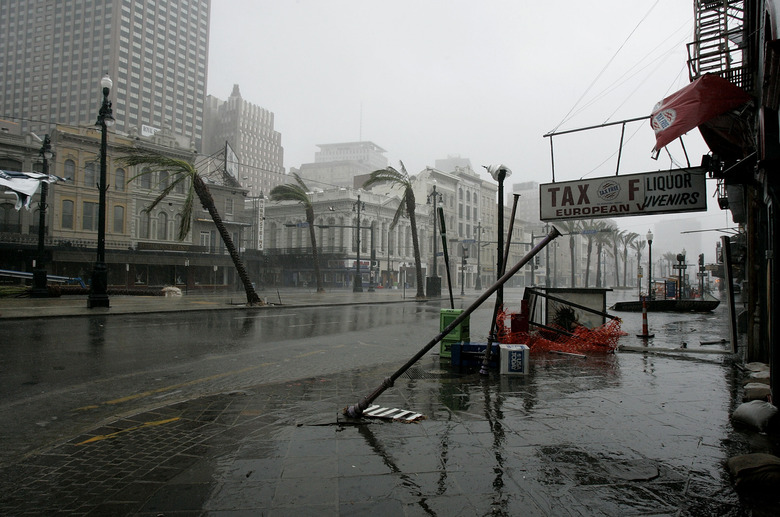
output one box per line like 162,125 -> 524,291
31,134 -> 53,297
460,245 -> 468,295
353,195 -> 364,292
646,229 -> 654,300
475,222 -> 483,290
426,183 -> 443,297
87,74 -> 114,308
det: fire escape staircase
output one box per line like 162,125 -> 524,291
687,0 -> 751,203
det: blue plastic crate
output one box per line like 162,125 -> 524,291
450,342 -> 500,368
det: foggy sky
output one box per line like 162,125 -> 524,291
207,0 -> 733,260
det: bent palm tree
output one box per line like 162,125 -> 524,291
362,161 -> 426,299
120,150 -> 263,306
269,174 -> 324,293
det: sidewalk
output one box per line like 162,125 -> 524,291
0,289 -> 777,515
0,285 -> 422,320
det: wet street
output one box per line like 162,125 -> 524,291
0,287 -> 778,515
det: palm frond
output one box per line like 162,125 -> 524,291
292,172 -> 309,192
269,183 -> 311,206
177,191 -> 195,240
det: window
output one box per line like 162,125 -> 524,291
199,230 -> 210,248
61,200 -> 74,229
157,212 -> 168,240
64,159 -> 75,180
82,202 -> 98,231
139,211 -> 150,239
140,167 -> 152,189
225,197 -> 233,215
159,170 -> 169,191
0,203 -> 14,231
84,162 -> 96,187
115,168 -> 125,191
113,205 -> 124,233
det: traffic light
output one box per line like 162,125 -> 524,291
698,253 -> 704,270
534,256 -> 540,269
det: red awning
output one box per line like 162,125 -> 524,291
650,74 -> 751,154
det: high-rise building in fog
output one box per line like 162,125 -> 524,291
203,85 -> 285,198
0,0 -> 210,150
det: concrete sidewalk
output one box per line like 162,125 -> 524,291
0,289 -> 778,515
0,285 -> 423,320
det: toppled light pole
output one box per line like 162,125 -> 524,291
343,225 -> 561,419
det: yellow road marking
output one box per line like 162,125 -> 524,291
77,417 -> 180,445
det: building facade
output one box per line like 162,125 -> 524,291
202,84 -> 285,198
0,0 -> 210,151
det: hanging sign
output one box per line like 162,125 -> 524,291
539,167 -> 707,221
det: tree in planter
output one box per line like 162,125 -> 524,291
269,173 -> 324,293
362,161 -> 426,300
120,150 -> 263,305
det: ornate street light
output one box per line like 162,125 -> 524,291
87,74 -> 114,308
31,134 -> 53,297
646,229 -> 654,300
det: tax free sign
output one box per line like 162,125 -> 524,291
539,167 -> 707,221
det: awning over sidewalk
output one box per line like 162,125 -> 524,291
650,73 -> 752,155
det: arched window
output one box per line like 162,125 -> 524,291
139,211 -> 150,239
158,211 -> 168,240
115,168 -> 126,191
159,170 -> 169,191
64,159 -> 75,181
61,200 -> 74,229
174,176 -> 186,194
140,167 -> 152,189
84,162 -> 96,187
113,205 -> 125,233
174,213 -> 183,240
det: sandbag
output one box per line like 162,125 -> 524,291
727,453 -> 780,493
743,382 -> 772,402
731,400 -> 778,432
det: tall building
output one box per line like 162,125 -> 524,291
294,141 -> 388,189
202,84 -> 285,198
0,0 -> 210,150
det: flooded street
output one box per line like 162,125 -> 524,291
1,287 -> 777,515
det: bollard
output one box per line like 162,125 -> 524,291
636,297 -> 655,339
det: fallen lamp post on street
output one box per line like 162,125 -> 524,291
343,225 -> 561,421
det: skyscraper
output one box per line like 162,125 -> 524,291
0,0 -> 210,150
203,84 -> 285,198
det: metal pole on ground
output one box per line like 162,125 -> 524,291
343,226 -> 560,419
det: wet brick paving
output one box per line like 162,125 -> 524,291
1,347 -> 778,516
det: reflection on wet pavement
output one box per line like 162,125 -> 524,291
1,292 -> 778,515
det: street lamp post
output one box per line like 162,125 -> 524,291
353,195 -> 364,292
460,245 -> 468,295
646,229 -> 654,300
426,183 -> 443,297
87,74 -> 114,308
31,135 -> 53,297
475,222 -> 482,290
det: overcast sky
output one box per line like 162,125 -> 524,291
207,0 -> 735,259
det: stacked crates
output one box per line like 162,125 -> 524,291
439,309 -> 470,358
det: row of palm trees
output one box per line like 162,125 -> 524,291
119,149 -> 661,304
555,219 -> 652,289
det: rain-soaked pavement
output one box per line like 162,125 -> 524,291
0,288 -> 778,515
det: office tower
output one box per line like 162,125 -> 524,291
203,84 -> 285,198
0,0 -> 210,150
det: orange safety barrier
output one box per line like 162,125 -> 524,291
496,308 -> 625,355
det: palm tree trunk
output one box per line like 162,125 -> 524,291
569,235 -> 576,287
613,244 -> 620,287
306,207 -> 324,292
596,243 -> 603,287
622,249 -> 628,287
193,175 -> 262,305
585,239 -> 593,287
406,196 -> 426,299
